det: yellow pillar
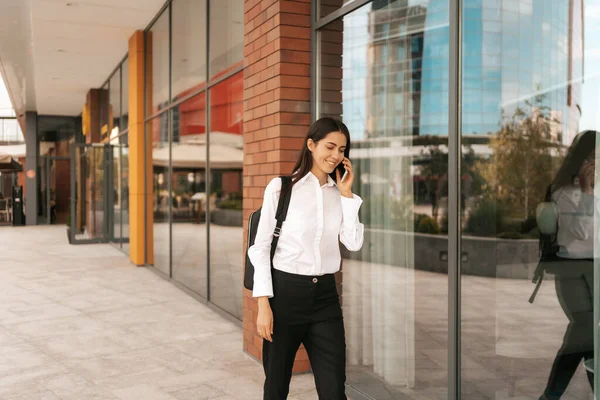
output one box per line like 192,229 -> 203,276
128,31 -> 154,265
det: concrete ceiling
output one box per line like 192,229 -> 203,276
0,0 -> 165,117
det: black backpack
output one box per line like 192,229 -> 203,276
244,176 -> 293,291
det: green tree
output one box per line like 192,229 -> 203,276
477,94 -> 563,219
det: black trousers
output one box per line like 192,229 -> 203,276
263,269 -> 347,400
543,259 -> 594,399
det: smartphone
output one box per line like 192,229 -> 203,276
341,169 -> 348,183
336,163 -> 347,183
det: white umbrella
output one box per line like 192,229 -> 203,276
153,143 -> 243,169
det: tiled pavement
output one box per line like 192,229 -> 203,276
0,225 -> 318,400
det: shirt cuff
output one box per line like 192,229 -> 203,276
252,278 -> 274,298
341,194 -> 363,226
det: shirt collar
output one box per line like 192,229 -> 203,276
296,171 -> 337,188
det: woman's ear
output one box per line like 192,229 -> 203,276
307,138 -> 315,153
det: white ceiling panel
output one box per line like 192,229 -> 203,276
0,0 -> 165,117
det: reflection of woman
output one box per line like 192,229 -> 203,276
248,118 -> 364,399
540,131 -> 596,400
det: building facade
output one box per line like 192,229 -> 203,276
3,0 -> 600,399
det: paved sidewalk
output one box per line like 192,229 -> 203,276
0,226 -> 318,400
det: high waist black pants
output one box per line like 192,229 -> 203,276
542,260 -> 594,399
263,269 -> 347,400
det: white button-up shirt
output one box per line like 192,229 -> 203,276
248,172 -> 365,298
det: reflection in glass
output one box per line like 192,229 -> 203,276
149,116 -> 171,276
109,69 -> 121,137
109,135 -> 129,254
320,0 -> 357,19
170,93 -> 208,298
71,146 -> 106,242
147,10 -> 170,115
100,83 -> 110,143
459,0 -> 598,399
121,142 -> 130,255
319,2 -> 448,397
208,72 -> 243,318
209,0 -> 243,80
121,58 -> 129,131
172,0 -> 207,101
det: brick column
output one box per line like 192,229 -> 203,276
242,0 -> 312,373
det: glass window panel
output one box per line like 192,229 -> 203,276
120,136 -> 130,255
109,69 -> 121,139
100,83 -> 110,142
209,0 -> 243,80
110,136 -> 129,255
121,58 -> 129,131
208,71 -> 243,317
171,92 -> 208,299
147,10 -> 170,115
460,1 -> 600,399
172,0 -> 207,101
149,114 -> 171,277
319,0 -> 449,397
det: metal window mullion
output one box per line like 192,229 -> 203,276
448,0 -> 462,398
311,0 -> 319,120
168,1 -> 173,279
205,0 -> 211,301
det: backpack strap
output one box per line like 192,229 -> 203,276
528,273 -> 543,304
530,184 -> 556,304
270,176 -> 293,263
544,185 -> 553,202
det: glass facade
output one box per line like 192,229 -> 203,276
316,0 -> 599,398
209,0 -> 244,81
105,59 -> 130,255
145,1 -> 244,318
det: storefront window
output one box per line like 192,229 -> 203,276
147,10 -> 170,115
109,69 -> 120,137
319,1 -> 449,397
317,0 -> 600,398
171,92 -> 208,298
171,0 -> 207,101
209,0 -> 243,80
100,83 -> 110,143
208,72 -> 243,318
121,58 -> 129,131
460,0 -> 598,398
149,115 -> 171,277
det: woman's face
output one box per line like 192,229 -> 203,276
308,131 -> 347,177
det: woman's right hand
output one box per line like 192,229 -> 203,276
257,297 -> 273,342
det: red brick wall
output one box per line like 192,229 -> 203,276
242,0 -> 312,373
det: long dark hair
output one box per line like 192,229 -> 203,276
552,130 -> 597,192
291,117 -> 351,185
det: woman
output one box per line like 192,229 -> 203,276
540,130 -> 597,400
248,117 -> 364,400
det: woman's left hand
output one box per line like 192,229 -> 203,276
336,157 -> 354,197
